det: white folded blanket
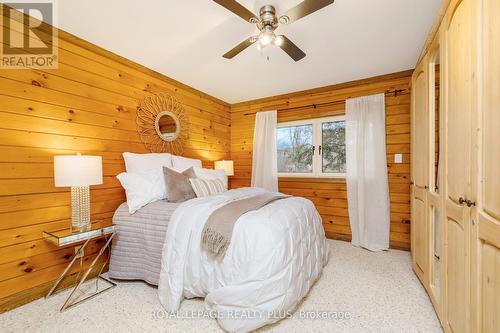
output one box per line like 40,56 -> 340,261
201,192 -> 290,257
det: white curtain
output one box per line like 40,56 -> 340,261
346,93 -> 390,251
251,111 -> 278,192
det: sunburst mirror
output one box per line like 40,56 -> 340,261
136,93 -> 189,154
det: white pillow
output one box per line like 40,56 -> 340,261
122,152 -> 172,173
189,178 -> 226,198
116,172 -> 164,214
171,155 -> 202,172
194,167 -> 228,189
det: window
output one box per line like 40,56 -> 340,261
277,116 -> 346,177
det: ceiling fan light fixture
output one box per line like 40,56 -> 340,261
274,35 -> 284,46
259,31 -> 275,47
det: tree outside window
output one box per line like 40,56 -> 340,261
277,116 -> 346,177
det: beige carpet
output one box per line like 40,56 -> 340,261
1,240 -> 442,333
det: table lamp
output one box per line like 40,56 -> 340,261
54,154 -> 103,232
214,160 -> 234,176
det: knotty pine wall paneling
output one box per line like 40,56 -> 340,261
230,71 -> 413,250
0,11 -> 230,312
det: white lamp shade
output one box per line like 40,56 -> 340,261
215,160 -> 234,176
54,155 -> 103,187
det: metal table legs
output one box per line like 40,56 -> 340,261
46,233 -> 117,312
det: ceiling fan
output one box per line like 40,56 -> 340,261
214,0 -> 335,61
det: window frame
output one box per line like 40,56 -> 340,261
277,115 -> 346,179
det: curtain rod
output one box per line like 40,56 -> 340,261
242,88 -> 407,116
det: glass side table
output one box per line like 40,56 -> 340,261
43,221 -> 116,311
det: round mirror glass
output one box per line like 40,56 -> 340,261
155,111 -> 180,142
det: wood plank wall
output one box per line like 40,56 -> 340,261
0,11 -> 230,311
230,71 -> 413,250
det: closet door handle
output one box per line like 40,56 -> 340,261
466,199 -> 476,207
459,197 -> 476,207
318,145 -> 322,156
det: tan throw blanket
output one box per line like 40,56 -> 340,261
201,193 -> 290,257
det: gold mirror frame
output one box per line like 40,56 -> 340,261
136,93 -> 189,154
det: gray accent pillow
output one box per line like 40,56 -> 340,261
163,166 -> 197,203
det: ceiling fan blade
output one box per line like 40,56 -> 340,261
277,35 -> 306,62
213,0 -> 257,23
279,0 -> 335,24
223,36 -> 258,59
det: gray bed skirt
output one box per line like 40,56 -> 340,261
109,200 -> 179,285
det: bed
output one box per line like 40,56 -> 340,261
158,187 -> 329,332
109,200 -> 180,285
110,187 -> 328,332
112,153 -> 328,332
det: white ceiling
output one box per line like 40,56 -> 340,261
56,0 -> 441,103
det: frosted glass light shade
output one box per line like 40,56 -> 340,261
54,155 -> 103,187
215,160 -> 234,176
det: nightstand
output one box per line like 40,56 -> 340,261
43,221 -> 116,311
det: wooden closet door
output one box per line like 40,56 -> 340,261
475,0 -> 500,331
444,0 -> 473,332
411,67 -> 429,283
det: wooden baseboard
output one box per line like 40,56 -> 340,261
389,240 -> 411,251
325,231 -> 410,251
325,231 -> 352,243
0,266 -> 105,314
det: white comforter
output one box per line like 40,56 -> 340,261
158,187 -> 329,332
